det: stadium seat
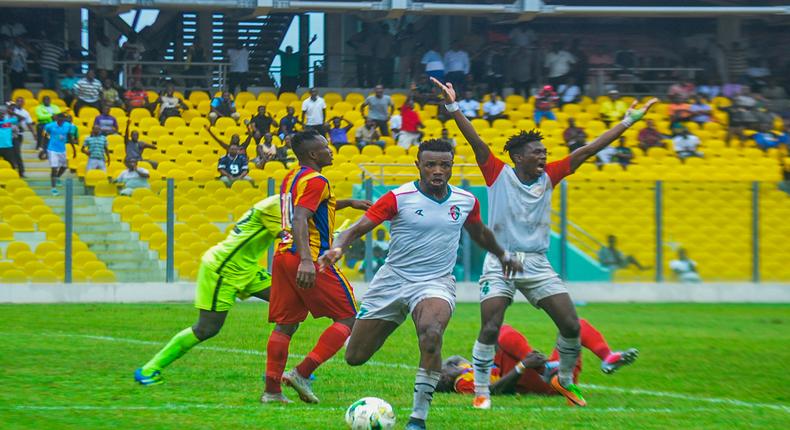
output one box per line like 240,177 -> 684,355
8,214 -> 35,232
31,269 -> 60,283
90,269 -> 117,283
0,223 -> 13,240
1,269 -> 27,283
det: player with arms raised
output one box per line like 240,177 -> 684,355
319,139 -> 522,430
263,130 -> 370,404
433,77 -> 655,408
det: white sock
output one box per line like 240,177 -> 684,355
411,368 -> 440,421
472,340 -> 496,397
556,334 -> 581,387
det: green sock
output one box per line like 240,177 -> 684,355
141,327 -> 201,374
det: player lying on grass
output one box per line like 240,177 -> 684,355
134,192 -> 370,386
319,139 -> 522,430
435,319 -> 638,397
432,77 -> 656,409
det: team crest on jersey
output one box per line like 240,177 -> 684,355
449,205 -> 461,221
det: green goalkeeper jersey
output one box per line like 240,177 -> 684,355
201,195 -> 282,277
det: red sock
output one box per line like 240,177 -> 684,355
580,319 -> 612,360
265,330 -> 291,394
295,322 -> 351,377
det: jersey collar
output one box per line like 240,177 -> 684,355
413,180 -> 452,204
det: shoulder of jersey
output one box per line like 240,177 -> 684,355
392,181 -> 419,196
449,185 -> 477,201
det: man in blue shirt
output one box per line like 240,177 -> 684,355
0,108 -> 20,173
43,113 -> 77,195
208,91 -> 239,125
217,142 -> 250,187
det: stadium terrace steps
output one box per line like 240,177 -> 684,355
24,180 -> 166,283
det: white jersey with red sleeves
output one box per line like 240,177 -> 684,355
364,181 -> 482,282
479,154 -> 572,254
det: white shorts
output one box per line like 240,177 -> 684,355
479,252 -> 568,307
86,158 -> 106,172
357,264 -> 456,325
48,151 -> 67,168
397,131 -> 420,149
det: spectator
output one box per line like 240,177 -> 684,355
361,85 -> 394,136
689,96 -> 713,124
184,40 -> 207,88
753,124 -> 783,151
534,85 -> 558,125
438,128 -> 456,147
483,44 -> 507,94
697,82 -> 721,100
409,74 -> 440,105
397,99 -> 423,149
42,113 -> 77,195
209,91 -> 239,125
443,41 -> 470,93
672,127 -> 703,159
355,118 -> 384,148
227,42 -> 250,93
638,119 -> 668,153
599,90 -> 628,127
0,107 -> 21,174
389,111 -> 402,141
508,23 -> 535,49
482,93 -> 507,122
668,79 -> 696,101
124,121 -> 158,169
124,81 -> 150,112
347,23 -> 374,87
34,96 -> 61,149
249,105 -> 276,143
510,46 -> 534,97
372,229 -> 389,255
7,37 -> 29,89
116,158 -> 150,196
544,41 -> 576,88
588,44 -> 614,67
217,141 -> 251,187
252,132 -> 277,169
278,106 -> 301,140
614,42 -> 637,71
563,118 -> 587,151
101,78 -> 123,108
458,90 -> 480,119
301,88 -> 327,134
10,98 -> 33,177
59,67 -> 80,106
95,34 -> 116,78
272,134 -> 295,168
73,69 -> 103,113
610,137 -> 635,167
38,37 -> 65,90
82,125 -> 110,172
420,43 -> 445,81
277,46 -> 300,95
667,95 -> 693,125
374,23 -> 395,87
328,117 -> 354,149
557,77 -> 581,105
93,106 -> 119,136
598,235 -> 649,273
670,248 -> 701,283
156,85 -> 187,124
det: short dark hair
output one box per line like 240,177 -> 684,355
417,138 -> 454,159
504,129 -> 544,153
291,129 -> 323,158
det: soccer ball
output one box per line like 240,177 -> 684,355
344,397 -> 396,430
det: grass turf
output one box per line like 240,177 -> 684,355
0,302 -> 788,429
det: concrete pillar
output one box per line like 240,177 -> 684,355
325,13 -> 344,88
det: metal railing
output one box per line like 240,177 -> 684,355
589,67 -> 705,97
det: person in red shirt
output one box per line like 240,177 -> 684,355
396,99 -> 423,149
435,319 -> 638,397
534,85 -> 558,125
124,81 -> 150,112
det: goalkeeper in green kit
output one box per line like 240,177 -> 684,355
134,194 -> 371,385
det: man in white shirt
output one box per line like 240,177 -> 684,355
672,128 -> 703,159
557,78 -> 581,105
482,93 -> 507,122
74,69 -> 103,113
116,158 -> 150,196
443,41 -> 470,93
421,44 -> 445,82
95,34 -> 116,78
227,43 -> 250,92
458,91 -> 480,119
669,248 -> 701,283
301,88 -> 327,135
544,42 -> 576,87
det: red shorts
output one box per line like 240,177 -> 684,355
268,251 -> 358,324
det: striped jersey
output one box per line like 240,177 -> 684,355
365,181 -> 482,281
480,154 -> 572,254
278,166 -> 336,260
201,195 -> 282,277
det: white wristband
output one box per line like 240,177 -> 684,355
445,102 -> 459,113
620,117 -> 635,128
515,362 -> 526,375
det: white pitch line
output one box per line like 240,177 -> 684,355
3,404 -> 737,414
2,331 -> 788,414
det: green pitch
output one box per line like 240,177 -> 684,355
1,302 -> 788,429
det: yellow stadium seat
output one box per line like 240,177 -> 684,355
90,269 -> 117,283
0,169 -> 19,180
30,269 -> 60,283
8,214 -> 35,232
214,117 -> 237,131
1,269 -> 27,283
361,145 -> 383,157
84,169 -> 109,186
279,92 -> 298,104
12,88 -> 34,100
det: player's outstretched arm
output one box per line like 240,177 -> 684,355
464,222 -> 523,278
431,77 -> 491,164
336,199 -> 373,211
569,98 -> 658,171
490,351 -> 547,395
318,216 -> 379,269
